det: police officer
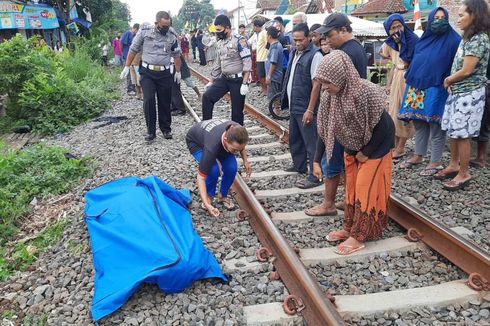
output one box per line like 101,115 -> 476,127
202,15 -> 252,125
121,11 -> 181,141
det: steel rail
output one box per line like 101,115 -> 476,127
185,68 -> 345,325
389,194 -> 490,282
188,66 -> 490,322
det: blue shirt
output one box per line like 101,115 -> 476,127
265,41 -> 284,83
121,30 -> 133,60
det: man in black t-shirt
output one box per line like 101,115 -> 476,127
304,13 -> 368,217
186,119 -> 252,217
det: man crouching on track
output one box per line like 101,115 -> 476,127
186,119 -> 252,217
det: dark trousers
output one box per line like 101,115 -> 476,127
192,46 -> 197,60
289,113 -> 318,179
140,67 -> 172,135
202,77 -> 245,125
171,79 -> 185,112
199,48 -> 206,66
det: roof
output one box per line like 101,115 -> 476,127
351,0 -> 407,16
256,0 -> 282,10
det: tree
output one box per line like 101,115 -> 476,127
174,0 -> 216,33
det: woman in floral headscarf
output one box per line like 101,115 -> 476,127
314,50 -> 395,255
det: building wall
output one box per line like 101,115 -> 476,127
438,0 -> 463,26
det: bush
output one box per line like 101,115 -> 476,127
0,35 -> 118,135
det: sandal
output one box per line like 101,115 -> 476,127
334,243 -> 365,255
419,166 -> 443,177
392,153 -> 406,161
326,231 -> 349,242
217,195 -> 235,210
296,178 -> 321,189
304,205 -> 337,217
443,178 -> 471,191
433,170 -> 458,180
469,160 -> 485,169
400,160 -> 422,169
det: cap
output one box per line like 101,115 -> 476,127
315,13 -> 351,34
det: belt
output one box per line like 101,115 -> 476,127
222,73 -> 243,79
142,62 -> 170,72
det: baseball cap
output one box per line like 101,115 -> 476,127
315,13 -> 351,34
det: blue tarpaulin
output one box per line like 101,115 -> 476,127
84,176 -> 227,321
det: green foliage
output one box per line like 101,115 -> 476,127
0,35 -> 118,135
175,0 -> 216,32
0,144 -> 91,246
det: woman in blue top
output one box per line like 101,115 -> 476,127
435,0 -> 490,191
398,7 -> 461,176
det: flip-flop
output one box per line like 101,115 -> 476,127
400,160 -> 423,169
326,231 -> 349,242
304,206 -> 338,217
469,160 -> 485,169
392,153 -> 406,161
419,166 -> 443,176
433,170 -> 458,180
443,178 -> 471,191
334,244 -> 366,255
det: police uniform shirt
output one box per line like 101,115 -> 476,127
130,24 -> 181,67
211,34 -> 252,79
185,119 -> 238,177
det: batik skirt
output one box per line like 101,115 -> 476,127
343,152 -> 392,242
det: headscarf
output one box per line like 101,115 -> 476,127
314,50 -> 387,160
383,14 -> 419,64
404,7 -> 461,90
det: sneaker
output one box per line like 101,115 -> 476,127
145,134 -> 156,142
163,131 -> 173,139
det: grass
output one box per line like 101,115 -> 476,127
0,141 -> 92,280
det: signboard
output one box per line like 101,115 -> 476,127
0,1 -> 59,30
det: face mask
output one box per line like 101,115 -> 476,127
159,26 -> 169,36
430,19 -> 449,35
216,30 -> 227,40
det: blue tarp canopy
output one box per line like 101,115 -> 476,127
84,176 -> 227,321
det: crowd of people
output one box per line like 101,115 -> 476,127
119,0 -> 490,255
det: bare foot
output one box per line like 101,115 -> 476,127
304,203 -> 337,216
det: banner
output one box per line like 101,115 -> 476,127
0,1 -> 59,30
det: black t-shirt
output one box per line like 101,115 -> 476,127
340,39 -> 368,79
186,119 -> 238,176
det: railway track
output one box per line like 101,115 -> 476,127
181,66 -> 490,325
